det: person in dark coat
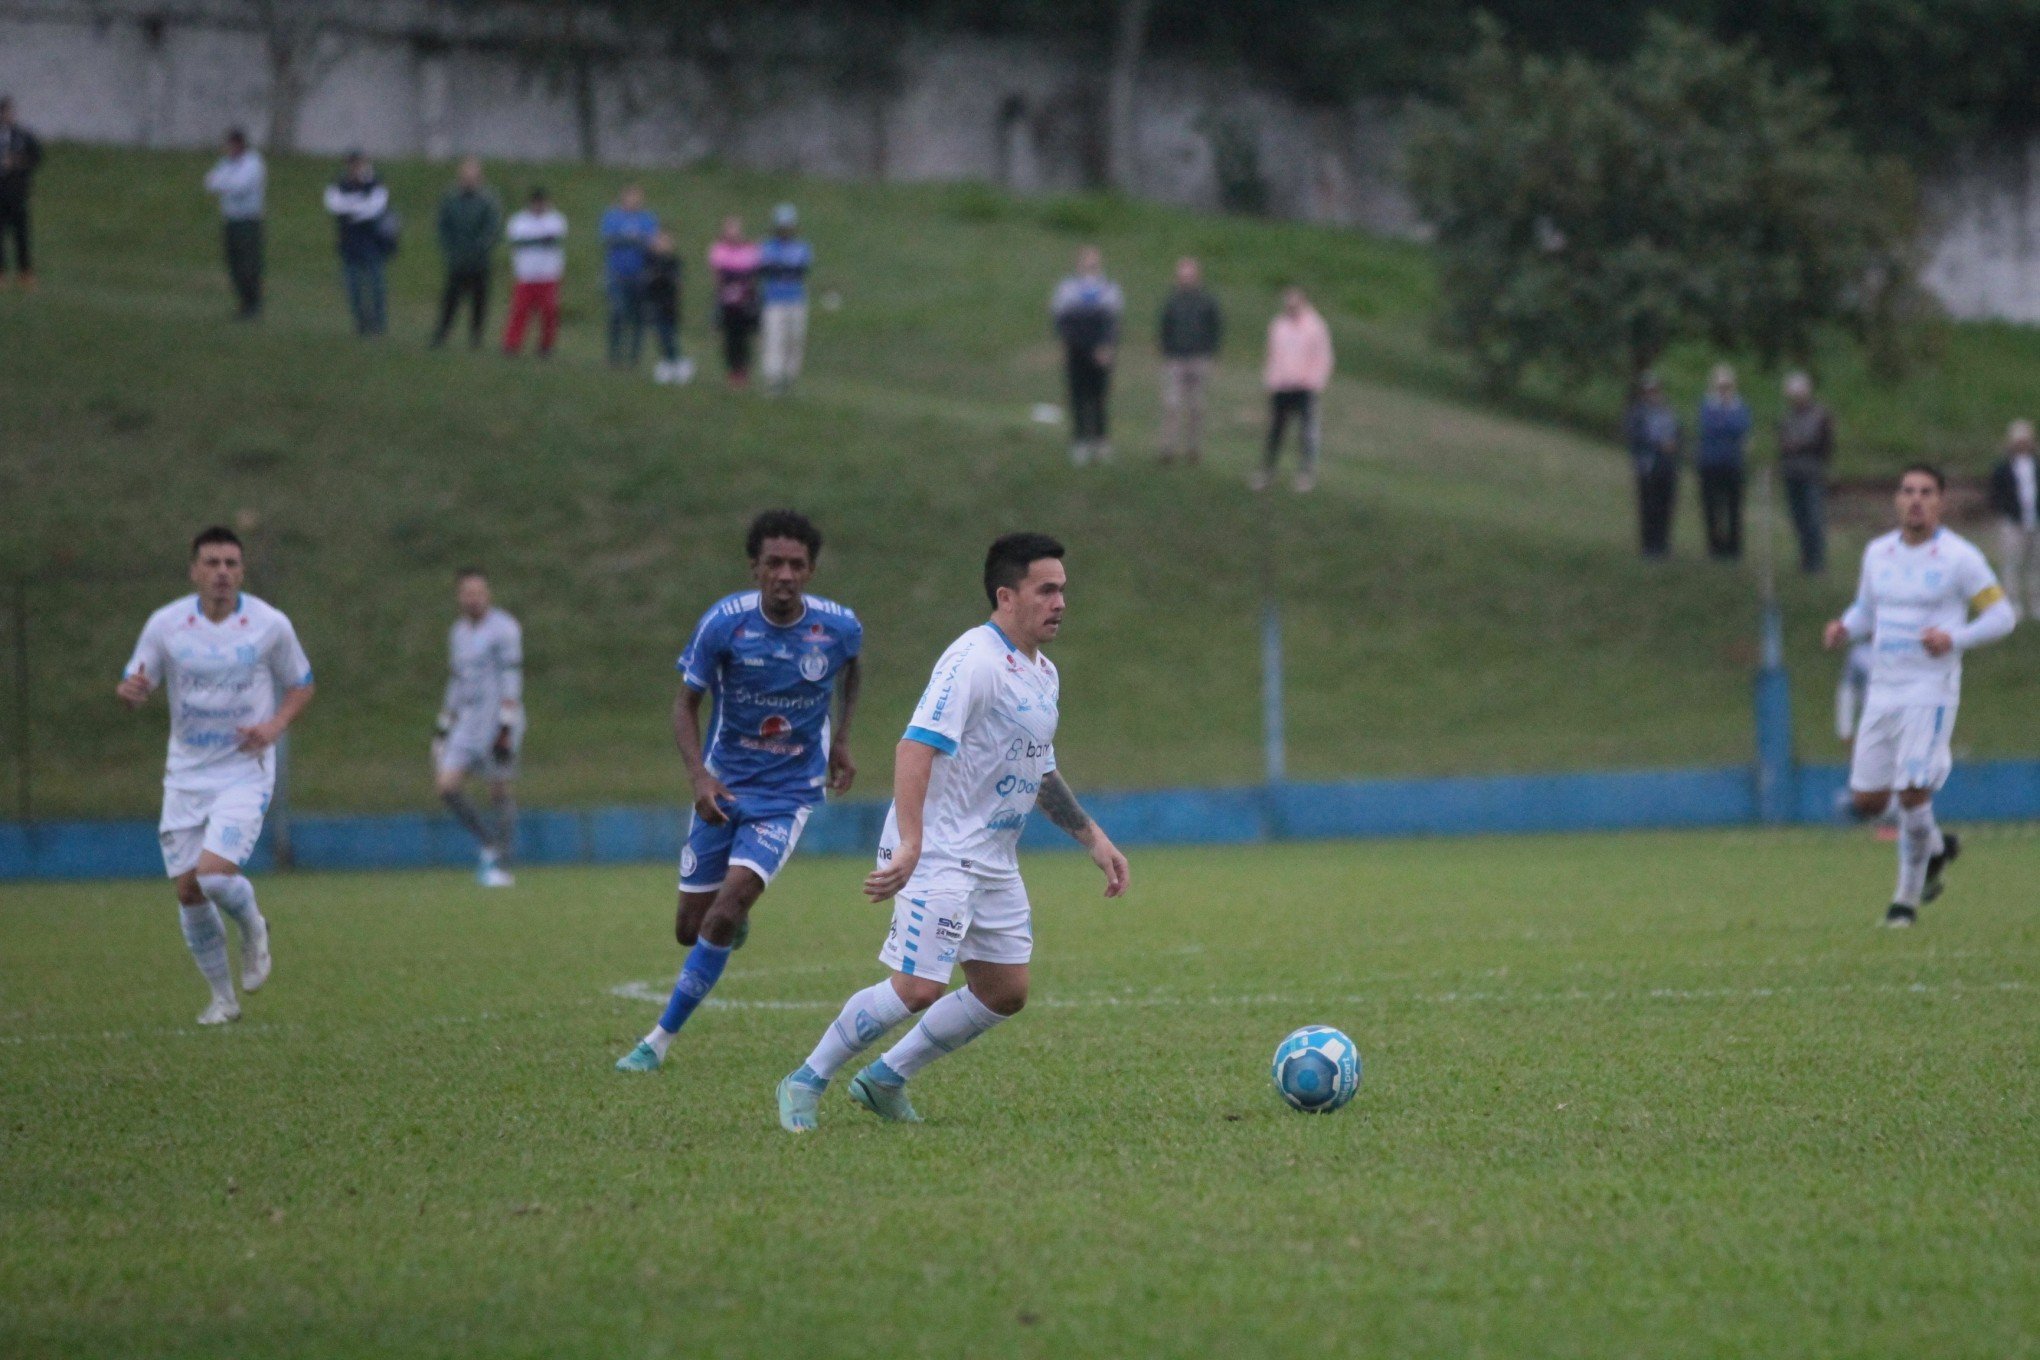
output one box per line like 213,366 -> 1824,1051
433,157 -> 502,348
323,152 -> 391,336
1777,371 -> 1835,574
1157,256 -> 1222,465
1989,417 -> 2040,618
1625,373 -> 1682,559
1695,364 -> 1751,560
0,96 -> 44,289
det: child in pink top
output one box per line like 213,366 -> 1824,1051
709,217 -> 762,387
1257,287 -> 1334,492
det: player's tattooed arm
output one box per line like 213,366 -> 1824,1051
1041,771 -> 1131,899
1037,772 -> 1097,845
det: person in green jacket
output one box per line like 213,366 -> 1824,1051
432,157 -> 503,348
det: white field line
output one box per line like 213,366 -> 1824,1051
4,975 -> 2029,1050
608,977 -> 2036,1012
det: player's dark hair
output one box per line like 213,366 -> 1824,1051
190,525 -> 243,560
983,532 -> 1065,608
746,509 -> 822,564
454,566 -> 487,583
1901,462 -> 1947,491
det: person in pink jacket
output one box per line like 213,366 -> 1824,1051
1255,287 -> 1334,492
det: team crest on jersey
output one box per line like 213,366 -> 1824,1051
798,649 -> 829,682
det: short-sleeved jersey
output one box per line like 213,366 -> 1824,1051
124,593 -> 313,794
886,621 -> 1059,884
678,591 -> 861,814
443,608 -> 523,743
1848,528 -> 2004,705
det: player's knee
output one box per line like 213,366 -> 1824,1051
698,903 -> 746,948
173,875 -> 206,906
891,975 -> 944,1013
1849,791 -> 1890,820
1897,788 -> 1932,810
984,990 -> 1025,1017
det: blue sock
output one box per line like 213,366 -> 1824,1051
657,939 -> 732,1036
863,1057 -> 906,1087
789,1062 -> 827,1092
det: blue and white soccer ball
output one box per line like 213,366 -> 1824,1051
1270,1025 -> 1362,1113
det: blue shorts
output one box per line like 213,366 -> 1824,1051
678,803 -> 813,893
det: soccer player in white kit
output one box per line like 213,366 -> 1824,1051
117,527 -> 315,1023
1823,466 -> 2014,927
776,533 -> 1130,1131
433,568 -> 524,887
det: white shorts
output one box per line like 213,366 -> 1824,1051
437,717 -> 524,781
878,875 -> 1033,984
159,780 -> 271,878
1849,700 -> 1957,794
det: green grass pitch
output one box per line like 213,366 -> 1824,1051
4,830 -> 2037,1357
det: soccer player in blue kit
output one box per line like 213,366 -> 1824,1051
616,510 -> 862,1071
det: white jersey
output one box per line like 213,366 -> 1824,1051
442,608 -> 523,745
124,593 -> 313,794
882,622 -> 1059,884
1844,528 -> 2005,706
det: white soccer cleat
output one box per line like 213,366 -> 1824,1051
241,930 -> 272,992
196,996 -> 242,1026
479,866 -> 516,888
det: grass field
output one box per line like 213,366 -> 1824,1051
4,830 -> 2037,1357
8,146 -> 2040,820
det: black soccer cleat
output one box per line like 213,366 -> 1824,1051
1923,831 -> 1961,903
1883,904 -> 1917,929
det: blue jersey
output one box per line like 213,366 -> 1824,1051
757,236 -> 812,304
678,591 -> 861,813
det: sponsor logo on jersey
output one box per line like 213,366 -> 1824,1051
760,715 -> 792,739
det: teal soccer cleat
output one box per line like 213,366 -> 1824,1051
614,1041 -> 662,1073
777,1074 -> 822,1132
848,1065 -> 923,1124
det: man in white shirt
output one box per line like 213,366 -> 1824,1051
202,127 -> 265,319
1988,418 -> 2040,619
118,527 -> 316,1023
1824,465 -> 2014,927
433,568 -> 524,887
503,187 -> 567,357
777,533 -> 1129,1131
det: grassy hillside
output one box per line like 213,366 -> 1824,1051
5,145 -> 2040,819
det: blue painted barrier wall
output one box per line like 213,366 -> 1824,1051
5,760 -> 2036,882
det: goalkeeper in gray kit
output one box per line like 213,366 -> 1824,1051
434,568 -> 524,886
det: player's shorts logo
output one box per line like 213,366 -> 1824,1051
798,650 -> 829,682
680,846 -> 697,877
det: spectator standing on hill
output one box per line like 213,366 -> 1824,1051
1255,287 -> 1334,493
323,152 -> 391,336
1778,371 -> 1835,574
1157,257 -> 1222,466
757,204 -> 813,396
203,128 -> 265,320
1052,246 -> 1123,466
601,184 -> 658,368
1626,373 -> 1683,559
644,230 -> 691,385
1990,418 -> 2040,618
432,157 -> 501,349
502,188 -> 566,358
1696,364 -> 1751,560
709,216 -> 761,389
0,97 -> 42,290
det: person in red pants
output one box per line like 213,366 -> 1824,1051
503,187 -> 567,357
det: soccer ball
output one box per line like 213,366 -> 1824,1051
1270,1025 -> 1361,1113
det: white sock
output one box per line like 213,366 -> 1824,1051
179,903 -> 235,1002
643,1024 -> 676,1059
803,979 -> 914,1082
1895,802 -> 1937,906
877,986 -> 1007,1082
198,872 -> 264,947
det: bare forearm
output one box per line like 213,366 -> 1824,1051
1037,771 -> 1098,847
835,658 -> 861,744
275,684 -> 315,729
671,689 -> 710,779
